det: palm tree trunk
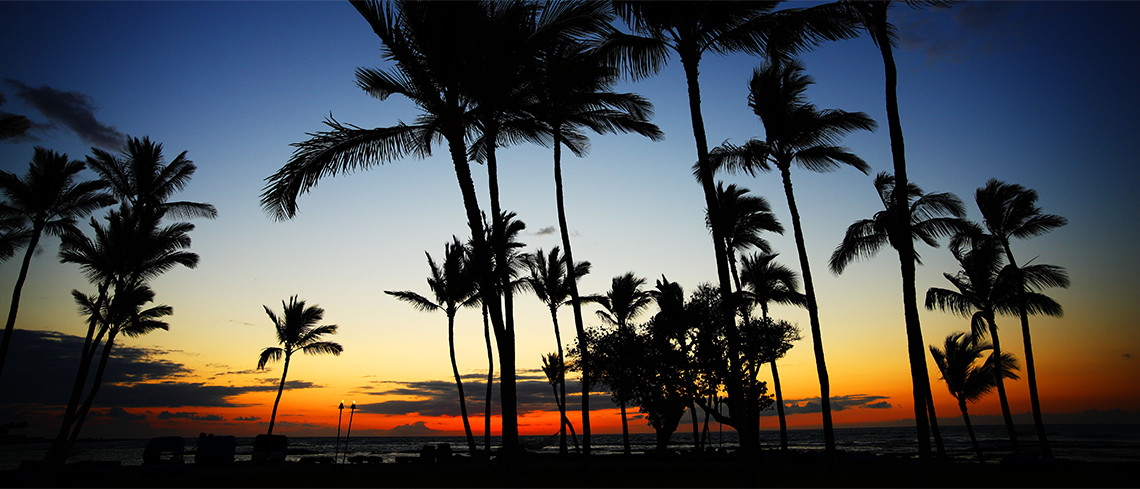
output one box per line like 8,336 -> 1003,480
443,122 -> 518,454
46,287 -> 108,465
482,303 -> 493,455
619,401 -> 631,456
986,315 -> 1019,450
771,360 -> 789,451
448,313 -> 478,455
66,330 -> 118,451
959,400 -> 984,461
690,401 -> 701,452
552,128 -> 591,459
926,389 -> 946,457
1001,244 -> 1052,457
550,308 -> 569,456
680,51 -> 751,456
777,163 -> 835,455
268,353 -> 291,435
0,229 -> 40,377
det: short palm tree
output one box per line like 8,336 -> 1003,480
594,272 -> 652,456
828,172 -> 968,457
706,182 -> 783,294
0,148 -> 113,379
712,58 -> 875,452
386,238 -> 479,454
258,296 -> 343,436
975,179 -> 1068,457
930,331 -> 1020,460
521,247 -> 591,455
540,351 -> 579,453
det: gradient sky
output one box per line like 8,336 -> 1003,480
1,1 -> 1138,441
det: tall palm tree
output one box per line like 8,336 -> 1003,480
975,179 -> 1068,457
521,247 -> 591,455
386,238 -> 479,455
0,148 -> 113,379
85,136 -> 218,220
738,252 -> 805,450
712,58 -> 875,453
530,39 -> 663,457
258,296 -> 343,435
594,272 -> 652,456
929,331 -> 1020,460
925,235 -> 1022,448
706,182 -> 783,294
828,172 -> 968,457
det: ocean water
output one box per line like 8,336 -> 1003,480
2,424 -> 1137,470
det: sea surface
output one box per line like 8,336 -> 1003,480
2,424 -> 1138,470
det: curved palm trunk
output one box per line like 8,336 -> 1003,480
680,52 -> 752,455
267,352 -> 291,435
777,163 -> 835,454
771,360 -> 789,451
552,129 -> 591,460
482,304 -> 494,456
985,315 -> 1019,450
0,229 -> 41,377
66,330 -> 118,450
549,307 -> 569,455
926,390 -> 946,457
443,122 -> 518,456
46,288 -> 108,465
1001,244 -> 1052,457
958,399 -> 984,461
448,313 -> 478,455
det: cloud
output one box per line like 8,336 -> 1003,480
1124,354 -> 1131,359
157,411 -> 224,422
896,3 -> 1045,63
358,373 -> 615,418
533,226 -> 557,236
766,394 -> 892,416
91,407 -> 146,421
235,416 -> 261,422
4,79 -> 125,148
384,421 -> 441,436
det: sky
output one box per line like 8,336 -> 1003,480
1,1 -> 1139,443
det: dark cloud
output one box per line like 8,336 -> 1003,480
91,407 -> 146,421
4,79 -> 125,148
533,226 -> 557,236
235,416 -> 261,422
766,394 -> 892,416
358,374 -> 616,418
384,421 -> 441,436
1124,354 -> 1131,359
157,411 -> 224,422
896,3 -> 1045,63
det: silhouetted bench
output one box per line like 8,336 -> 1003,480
251,434 -> 287,465
194,434 -> 236,466
143,436 -> 185,466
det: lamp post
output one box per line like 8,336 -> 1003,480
334,401 -> 344,463
342,401 -> 356,464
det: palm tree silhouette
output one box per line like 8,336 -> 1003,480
706,182 -> 783,294
85,136 -> 218,220
386,238 -> 480,455
828,172 -> 968,457
530,39 -> 662,457
258,296 -> 343,436
975,179 -> 1068,457
594,272 -> 652,456
739,252 -> 805,450
540,351 -> 580,453
521,247 -> 591,455
925,235 -> 1022,448
712,58 -> 875,453
0,148 -> 113,379
930,331 -> 1020,460
609,2 -> 857,454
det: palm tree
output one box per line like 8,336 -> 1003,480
609,3 -> 857,454
521,247 -> 591,455
975,179 -> 1068,457
540,352 -> 580,453
258,296 -> 343,435
594,272 -> 652,456
929,331 -> 1020,460
386,238 -> 479,455
925,235 -> 1022,448
0,94 -> 31,140
738,252 -> 805,450
706,182 -> 783,294
0,148 -> 113,379
85,136 -> 218,220
712,58 -> 875,453
530,39 -> 663,457
828,172 -> 968,457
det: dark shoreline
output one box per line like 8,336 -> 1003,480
4,451 -> 1136,488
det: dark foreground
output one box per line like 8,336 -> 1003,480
3,451 -> 1135,488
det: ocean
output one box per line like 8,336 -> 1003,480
2,424 -> 1138,470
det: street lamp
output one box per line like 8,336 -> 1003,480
335,401 -> 344,463
342,401 -> 357,464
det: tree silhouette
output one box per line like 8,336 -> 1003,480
711,58 -> 875,453
0,148 -> 113,379
386,238 -> 480,455
258,296 -> 343,435
975,179 -> 1068,457
540,352 -> 579,453
86,136 -> 218,220
929,331 -> 1020,460
609,2 -> 857,454
705,182 -> 783,294
828,172 -> 968,457
593,272 -> 651,455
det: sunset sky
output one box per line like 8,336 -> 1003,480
1,1 -> 1138,443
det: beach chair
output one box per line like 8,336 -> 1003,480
143,436 -> 185,466
251,434 -> 288,465
194,434 -> 236,466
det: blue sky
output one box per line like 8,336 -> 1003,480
1,1 -> 1138,437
